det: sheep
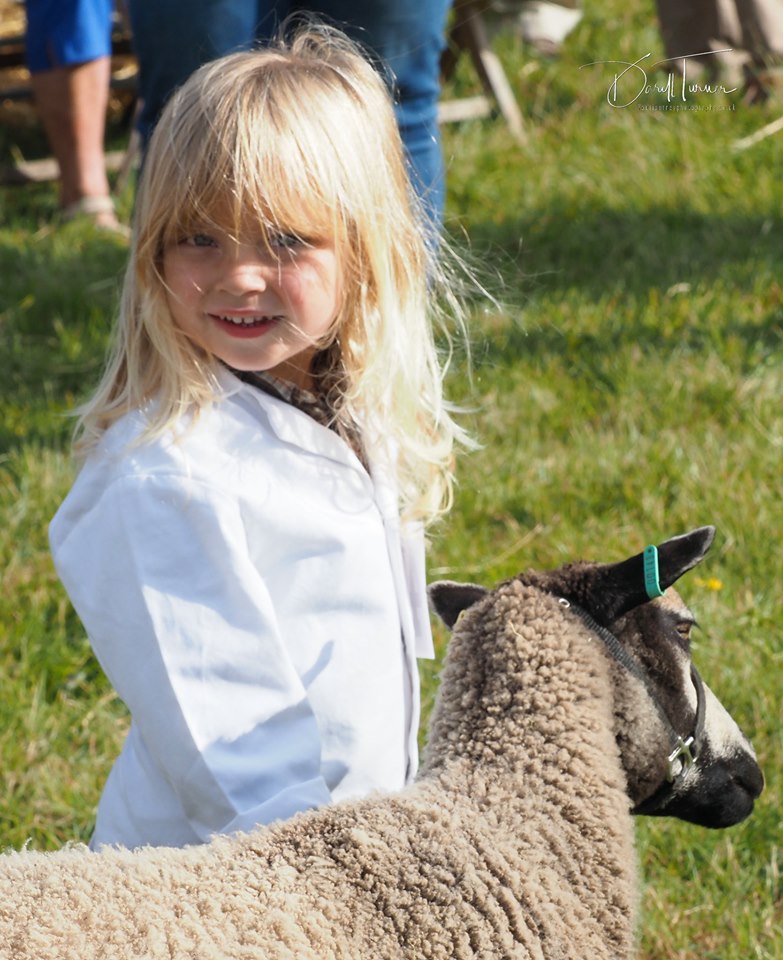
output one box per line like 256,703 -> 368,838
0,525 -> 763,960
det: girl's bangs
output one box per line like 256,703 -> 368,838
159,117 -> 347,251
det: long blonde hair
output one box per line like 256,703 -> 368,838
76,24 -> 471,524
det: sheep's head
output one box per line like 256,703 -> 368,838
429,526 -> 763,829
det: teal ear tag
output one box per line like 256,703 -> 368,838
643,544 -> 665,599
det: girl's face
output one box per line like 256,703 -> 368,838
162,223 -> 341,390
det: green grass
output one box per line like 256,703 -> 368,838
1,2 -> 781,956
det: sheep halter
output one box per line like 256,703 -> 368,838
558,598 -> 707,812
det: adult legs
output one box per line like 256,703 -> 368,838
126,0 -> 275,147
30,57 -> 112,210
26,0 -> 121,227
127,0 -> 450,222
655,0 -> 783,86
300,0 -> 451,225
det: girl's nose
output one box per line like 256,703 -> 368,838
217,247 -> 273,295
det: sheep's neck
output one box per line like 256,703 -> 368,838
424,588 -> 616,766
420,584 -> 634,840
417,585 -> 637,953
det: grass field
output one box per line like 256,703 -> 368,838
1,2 -> 781,956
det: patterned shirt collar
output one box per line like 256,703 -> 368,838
234,369 -> 332,427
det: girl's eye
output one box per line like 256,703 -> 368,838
182,233 -> 217,248
269,232 -> 305,250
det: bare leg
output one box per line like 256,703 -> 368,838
30,55 -> 121,228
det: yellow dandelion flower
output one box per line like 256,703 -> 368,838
694,576 -> 723,591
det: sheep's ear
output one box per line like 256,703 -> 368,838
428,581 -> 489,629
600,525 -> 716,621
656,525 -> 716,588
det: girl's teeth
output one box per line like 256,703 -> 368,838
220,315 -> 275,326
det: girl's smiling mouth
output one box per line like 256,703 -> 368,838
210,313 -> 283,337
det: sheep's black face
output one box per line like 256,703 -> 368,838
607,594 -> 764,829
429,526 -> 764,831
548,526 -> 764,830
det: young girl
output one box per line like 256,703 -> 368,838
49,25 -> 469,849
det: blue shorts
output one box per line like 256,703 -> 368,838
25,0 -> 113,73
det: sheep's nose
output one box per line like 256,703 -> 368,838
733,755 -> 764,799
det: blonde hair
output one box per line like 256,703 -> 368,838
75,24 -> 471,524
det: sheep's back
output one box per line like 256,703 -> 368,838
0,777 -> 635,960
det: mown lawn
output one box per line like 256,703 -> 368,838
1,2 -> 781,957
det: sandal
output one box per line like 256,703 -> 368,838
61,196 -> 131,238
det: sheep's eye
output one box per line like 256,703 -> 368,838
676,621 -> 693,642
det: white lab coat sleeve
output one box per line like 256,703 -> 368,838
51,471 -> 334,842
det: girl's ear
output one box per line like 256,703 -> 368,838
428,581 -> 489,629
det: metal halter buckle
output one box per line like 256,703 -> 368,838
666,735 -> 698,782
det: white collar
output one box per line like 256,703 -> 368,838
215,366 -> 367,475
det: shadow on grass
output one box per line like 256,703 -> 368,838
464,202 -> 782,297
455,201 -> 783,368
0,229 -> 127,456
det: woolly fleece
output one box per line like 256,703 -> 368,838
2,583 -> 640,959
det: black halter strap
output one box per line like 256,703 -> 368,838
634,664 -> 707,814
560,599 -> 707,813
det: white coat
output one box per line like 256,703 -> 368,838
49,368 -> 434,850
